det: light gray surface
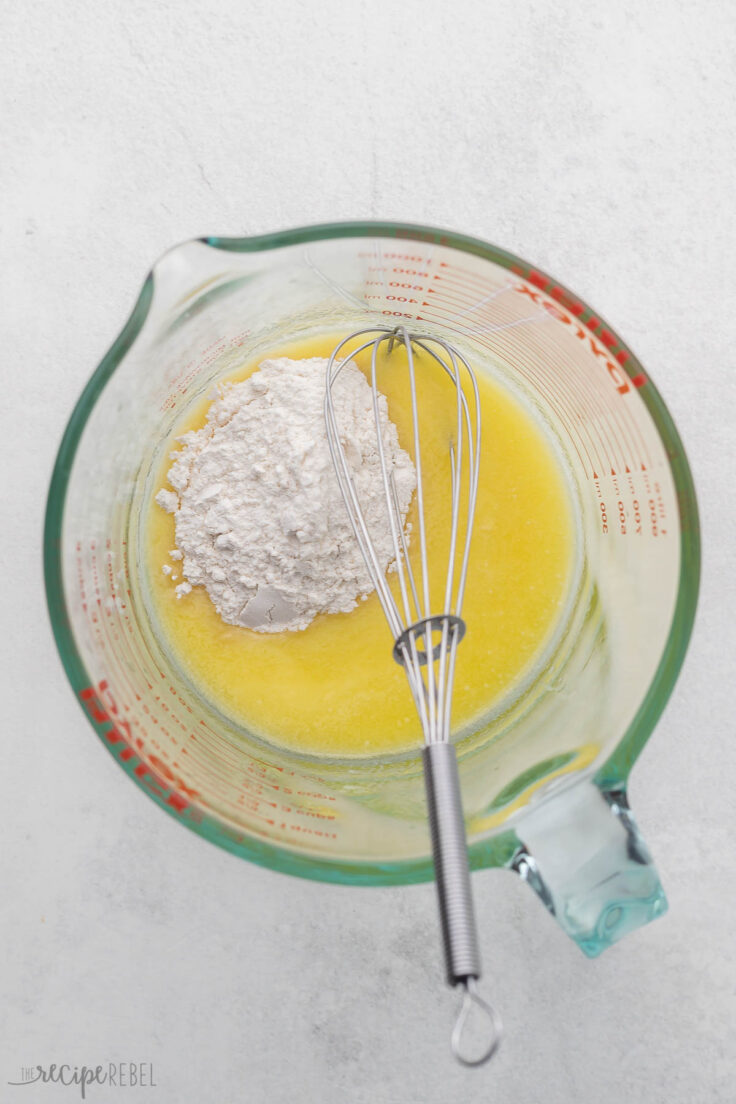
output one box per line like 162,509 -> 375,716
2,1 -> 735,1101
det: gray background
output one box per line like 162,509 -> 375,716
2,1 -> 735,1101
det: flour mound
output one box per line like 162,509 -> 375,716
156,357 -> 415,633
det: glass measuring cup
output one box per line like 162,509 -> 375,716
44,222 -> 699,956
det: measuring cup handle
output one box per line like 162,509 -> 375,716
512,781 -> 667,957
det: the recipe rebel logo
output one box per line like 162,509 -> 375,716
8,1062 -> 157,1098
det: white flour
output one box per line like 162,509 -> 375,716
156,357 -> 415,632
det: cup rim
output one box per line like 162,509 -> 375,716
43,220 -> 701,884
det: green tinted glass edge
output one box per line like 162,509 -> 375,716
43,221 -> 700,885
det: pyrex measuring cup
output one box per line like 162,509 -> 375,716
45,222 -> 699,957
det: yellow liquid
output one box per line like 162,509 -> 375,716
146,334 -> 575,758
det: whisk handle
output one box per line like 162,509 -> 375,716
422,742 -> 482,985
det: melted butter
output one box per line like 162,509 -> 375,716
145,333 -> 575,758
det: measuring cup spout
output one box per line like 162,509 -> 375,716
513,781 -> 668,957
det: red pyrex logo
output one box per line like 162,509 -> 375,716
511,267 -> 647,392
79,683 -> 196,813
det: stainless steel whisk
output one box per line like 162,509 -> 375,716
324,325 -> 502,1067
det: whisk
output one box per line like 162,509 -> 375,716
324,325 -> 502,1067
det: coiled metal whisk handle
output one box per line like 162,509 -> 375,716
423,742 -> 503,1066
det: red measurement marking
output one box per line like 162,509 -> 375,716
432,271 -> 493,294
80,686 -> 109,724
562,355 -> 630,472
525,269 -> 549,291
437,260 -> 494,281
423,286 -> 483,310
246,794 -> 278,812
293,807 -> 336,822
358,250 -> 428,262
480,306 -> 617,473
286,824 -> 338,839
426,285 -> 513,325
513,280 -> 632,389
246,810 -> 276,827
513,265 -> 591,320
511,272 -> 586,316
467,323 -> 598,475
89,555 -> 150,717
80,683 -> 194,814
511,280 -> 654,469
431,311 -> 588,466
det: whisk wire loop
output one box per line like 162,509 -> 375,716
325,325 -> 481,747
